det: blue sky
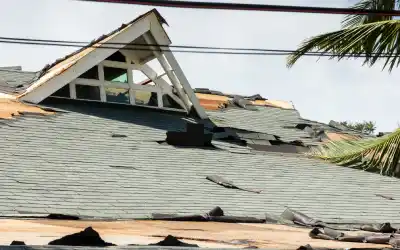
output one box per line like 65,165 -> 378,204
0,0 -> 399,132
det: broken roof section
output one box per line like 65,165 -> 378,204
195,88 -> 295,110
14,9 -> 207,119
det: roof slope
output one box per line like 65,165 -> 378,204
0,69 -> 36,94
0,101 -> 400,223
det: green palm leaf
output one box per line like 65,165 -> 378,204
287,20 -> 400,72
342,0 -> 399,28
307,128 -> 400,176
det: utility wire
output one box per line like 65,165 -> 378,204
0,37 -> 396,58
78,0 -> 400,16
0,36 -> 306,53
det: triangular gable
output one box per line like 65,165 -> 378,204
19,9 -> 207,119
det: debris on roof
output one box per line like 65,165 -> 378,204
48,227 -> 115,247
151,206 -> 265,223
9,241 -> 25,246
206,175 -> 261,194
150,235 -> 199,247
0,98 -> 54,119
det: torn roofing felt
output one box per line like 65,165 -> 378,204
151,206 -> 265,223
1,100 -> 400,222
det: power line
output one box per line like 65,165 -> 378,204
78,0 -> 400,16
0,36 -> 395,58
0,36 -> 302,53
0,39 -> 297,55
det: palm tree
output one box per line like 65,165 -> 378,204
287,0 -> 400,176
287,0 -> 400,72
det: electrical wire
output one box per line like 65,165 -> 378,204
0,36 -> 308,53
0,37 -> 396,58
77,0 -> 400,16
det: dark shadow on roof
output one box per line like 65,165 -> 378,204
40,97 -> 191,133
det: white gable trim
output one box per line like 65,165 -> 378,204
145,18 -> 208,119
19,11 -> 208,119
20,14 -> 153,104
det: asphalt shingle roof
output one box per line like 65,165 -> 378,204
0,69 -> 36,94
0,101 -> 400,223
207,107 -> 317,145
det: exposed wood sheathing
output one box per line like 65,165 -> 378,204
325,132 -> 361,142
254,99 -> 295,109
0,219 -> 389,249
0,99 -> 53,119
195,93 -> 295,110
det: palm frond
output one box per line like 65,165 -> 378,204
342,0 -> 398,28
307,128 -> 400,176
287,20 -> 400,72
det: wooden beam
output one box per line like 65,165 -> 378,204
142,33 -> 192,112
121,50 -> 186,110
72,78 -> 159,92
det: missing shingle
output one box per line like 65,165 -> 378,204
111,133 -> 127,138
164,123 -> 216,149
47,213 -> 80,220
295,123 -> 312,130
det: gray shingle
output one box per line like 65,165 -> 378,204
0,103 -> 400,223
207,107 -> 315,144
0,69 -> 37,94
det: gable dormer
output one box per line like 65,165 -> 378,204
18,9 -> 207,119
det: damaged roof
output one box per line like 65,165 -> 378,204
0,9 -> 397,250
0,98 -> 399,223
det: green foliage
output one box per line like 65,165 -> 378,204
339,120 -> 377,134
287,0 -> 400,72
307,128 -> 400,176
